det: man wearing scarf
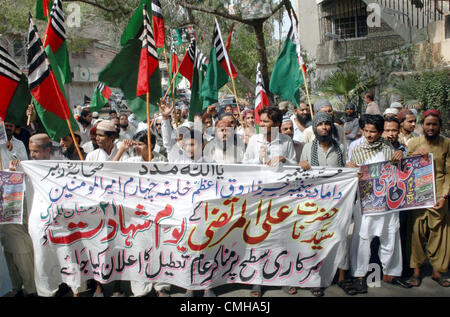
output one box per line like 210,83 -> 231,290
348,114 -> 411,293
344,103 -> 360,143
297,112 -> 351,296
406,110 -> 450,287
301,99 -> 347,150
299,112 -> 345,169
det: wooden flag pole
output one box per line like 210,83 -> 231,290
163,46 -> 179,127
146,92 -> 153,161
162,65 -> 181,101
301,68 -> 314,119
44,55 -> 84,161
65,118 -> 84,160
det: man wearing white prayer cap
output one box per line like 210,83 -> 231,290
85,120 -> 129,161
383,108 -> 399,118
390,102 -> 403,110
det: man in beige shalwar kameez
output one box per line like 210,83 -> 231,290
407,110 -> 450,287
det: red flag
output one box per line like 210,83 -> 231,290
27,14 -> 70,120
213,19 -> 237,80
0,46 -> 21,119
254,63 -> 270,124
171,43 -> 179,75
178,39 -> 195,86
152,0 -> 165,48
225,24 -> 234,52
136,5 -> 159,96
43,0 -> 65,52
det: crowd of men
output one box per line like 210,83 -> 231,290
0,91 -> 449,297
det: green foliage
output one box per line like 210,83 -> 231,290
317,67 -> 377,109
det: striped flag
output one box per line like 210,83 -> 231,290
254,63 -> 270,124
136,4 -> 159,97
170,42 -> 179,75
0,45 -> 31,125
27,14 -> 70,121
90,82 -> 113,112
152,0 -> 165,48
200,19 -> 237,109
43,0 -> 72,84
178,38 -> 207,87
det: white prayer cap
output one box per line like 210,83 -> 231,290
181,121 -> 194,129
383,108 -> 399,116
96,120 -> 116,132
390,102 -> 403,109
92,111 -> 99,118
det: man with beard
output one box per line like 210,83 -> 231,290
59,132 -> 86,160
296,111 -> 349,297
280,116 -> 304,163
203,119 -> 244,163
344,103 -> 360,143
398,109 -> 418,148
383,116 -> 406,160
290,101 -> 312,143
118,113 -> 136,141
76,108 -> 93,145
406,110 -> 450,288
299,112 -> 345,170
301,100 -> 346,149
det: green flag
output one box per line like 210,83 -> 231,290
120,0 -> 150,46
36,0 -> 53,21
200,45 -> 230,110
188,65 -> 206,121
5,73 -> 31,127
269,31 -> 304,106
99,39 -> 161,121
33,46 -> 78,141
90,82 -> 112,113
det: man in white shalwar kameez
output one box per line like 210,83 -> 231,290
348,114 -> 411,293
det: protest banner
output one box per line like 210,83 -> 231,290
359,155 -> 436,215
0,171 -> 25,224
20,161 -> 358,295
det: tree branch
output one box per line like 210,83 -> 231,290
63,0 -> 132,14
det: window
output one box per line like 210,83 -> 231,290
320,0 -> 368,41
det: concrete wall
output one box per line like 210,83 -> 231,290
296,0 -> 321,58
423,14 -> 450,65
67,41 -> 119,107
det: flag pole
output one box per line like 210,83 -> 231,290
162,65 -> 181,101
44,55 -> 84,160
146,92 -> 152,161
301,68 -> 314,119
163,46 -> 179,127
217,19 -> 244,127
